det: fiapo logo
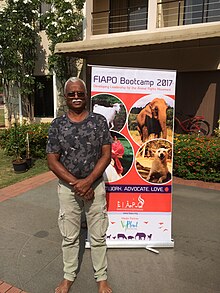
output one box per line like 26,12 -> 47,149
121,220 -> 138,231
117,195 -> 145,210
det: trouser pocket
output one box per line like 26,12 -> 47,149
100,210 -> 109,237
58,210 -> 81,241
57,182 -> 82,240
58,211 -> 66,237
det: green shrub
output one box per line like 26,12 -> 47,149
173,134 -> 220,182
0,123 -> 50,159
214,119 -> 220,138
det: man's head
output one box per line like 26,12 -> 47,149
64,77 -> 88,112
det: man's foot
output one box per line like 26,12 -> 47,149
98,280 -> 112,293
55,279 -> 73,293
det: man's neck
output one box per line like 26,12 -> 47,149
67,109 -> 89,122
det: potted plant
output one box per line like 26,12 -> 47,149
12,149 -> 28,173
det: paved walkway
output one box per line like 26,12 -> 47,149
0,172 -> 56,292
0,172 -> 219,293
0,172 -> 56,203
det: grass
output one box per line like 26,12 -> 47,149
0,148 -> 49,189
0,108 -> 5,127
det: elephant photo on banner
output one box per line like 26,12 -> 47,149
137,98 -> 168,142
128,94 -> 174,145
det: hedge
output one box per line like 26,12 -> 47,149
0,123 -> 50,159
173,134 -> 220,182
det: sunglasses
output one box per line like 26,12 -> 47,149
66,91 -> 85,98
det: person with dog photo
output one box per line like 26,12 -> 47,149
46,77 -> 112,293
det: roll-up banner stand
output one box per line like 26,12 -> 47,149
90,65 -> 176,249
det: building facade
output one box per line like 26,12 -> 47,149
55,0 -> 220,133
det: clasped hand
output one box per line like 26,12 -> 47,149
69,178 -> 94,200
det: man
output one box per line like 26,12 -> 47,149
46,77 -> 112,293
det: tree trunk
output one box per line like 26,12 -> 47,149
3,80 -> 12,128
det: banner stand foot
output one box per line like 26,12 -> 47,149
145,247 -> 159,254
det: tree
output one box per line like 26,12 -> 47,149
42,0 -> 85,89
0,0 -> 85,126
0,0 -> 40,126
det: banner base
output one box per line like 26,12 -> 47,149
85,239 -> 174,249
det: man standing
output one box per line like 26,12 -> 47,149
46,77 -> 112,293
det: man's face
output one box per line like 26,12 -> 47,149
65,80 -> 87,111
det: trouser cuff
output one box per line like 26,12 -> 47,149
96,275 -> 107,282
64,273 -> 75,282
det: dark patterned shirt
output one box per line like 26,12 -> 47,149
46,112 -> 112,178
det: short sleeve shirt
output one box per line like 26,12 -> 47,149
46,112 -> 112,179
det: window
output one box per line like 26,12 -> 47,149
184,0 -> 220,24
206,0 -> 220,22
34,76 -> 53,117
109,0 -> 148,33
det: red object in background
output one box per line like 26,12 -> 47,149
112,137 -> 124,175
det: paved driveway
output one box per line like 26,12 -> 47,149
0,178 -> 219,293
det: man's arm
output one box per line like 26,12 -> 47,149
47,153 -> 94,200
88,144 -> 111,183
47,153 -> 78,185
72,144 -> 111,194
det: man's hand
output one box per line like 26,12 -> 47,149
69,181 -> 94,200
71,178 -> 93,195
83,188 -> 94,200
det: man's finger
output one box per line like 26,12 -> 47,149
84,189 -> 94,200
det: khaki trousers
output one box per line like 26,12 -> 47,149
57,178 -> 109,282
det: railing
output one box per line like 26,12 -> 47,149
92,10 -> 109,35
91,1 -> 220,35
157,0 -> 220,27
92,5 -> 148,35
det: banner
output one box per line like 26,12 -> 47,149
91,65 -> 176,248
